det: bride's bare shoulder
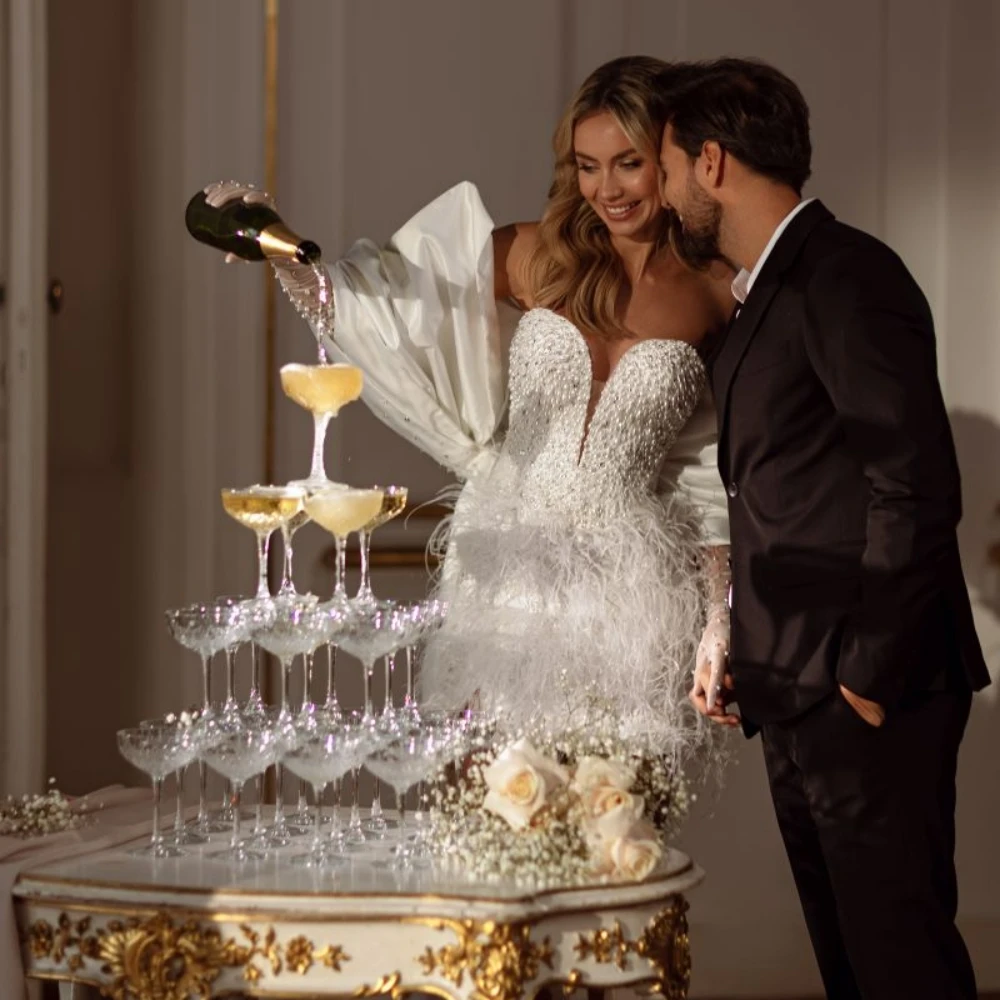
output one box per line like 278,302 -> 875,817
493,222 -> 539,308
639,251 -> 736,345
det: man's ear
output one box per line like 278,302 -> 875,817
695,140 -> 726,192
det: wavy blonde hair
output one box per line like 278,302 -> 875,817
525,56 -> 673,340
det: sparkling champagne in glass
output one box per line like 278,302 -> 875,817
355,485 -> 408,608
222,484 -> 307,600
281,362 -> 363,490
304,487 -> 385,604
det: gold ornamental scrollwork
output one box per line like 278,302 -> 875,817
22,911 -> 351,999
574,898 -> 691,999
416,917 -> 555,1000
355,971 -> 406,999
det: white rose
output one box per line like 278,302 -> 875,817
582,785 -> 645,841
572,756 -> 635,794
482,739 -> 569,831
609,820 -> 663,881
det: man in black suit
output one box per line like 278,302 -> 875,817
658,59 -> 990,1000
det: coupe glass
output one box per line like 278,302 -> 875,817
165,601 -> 244,834
141,713 -> 207,848
338,602 -> 406,836
221,484 -> 307,600
117,725 -> 200,858
304,486 -> 384,605
364,726 -> 442,870
281,362 -> 363,490
198,714 -> 283,863
282,721 -> 369,868
251,599 -> 330,846
354,485 -> 407,609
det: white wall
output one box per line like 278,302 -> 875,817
24,1 -> 1000,997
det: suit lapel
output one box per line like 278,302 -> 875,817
713,200 -> 834,465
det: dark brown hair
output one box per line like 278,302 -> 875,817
659,58 -> 812,194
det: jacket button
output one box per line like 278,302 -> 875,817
727,482 -> 740,498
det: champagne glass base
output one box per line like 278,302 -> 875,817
241,831 -> 275,855
191,811 -> 230,835
289,850 -> 347,870
262,825 -> 293,849
169,827 -> 208,847
206,845 -> 268,864
287,809 -> 315,835
129,842 -> 185,860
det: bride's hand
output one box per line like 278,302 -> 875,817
691,610 -> 739,726
202,181 -> 276,263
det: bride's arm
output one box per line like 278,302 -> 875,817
206,181 -> 522,479
492,222 -> 537,308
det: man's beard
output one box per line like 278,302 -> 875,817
675,177 -> 723,264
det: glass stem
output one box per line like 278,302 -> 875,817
383,654 -> 393,714
197,762 -> 209,826
309,411 -> 333,483
305,652 -> 315,711
174,768 -> 185,832
326,644 -> 336,704
357,530 -> 373,603
274,764 -> 286,826
349,768 -> 362,831
405,646 -> 415,707
231,782 -> 243,850
312,783 -> 326,853
254,530 -> 272,599
331,778 -> 342,841
225,647 -> 237,710
334,534 -> 347,600
254,774 -> 265,834
279,524 -> 295,595
200,655 -> 211,712
250,643 -> 262,706
151,778 -> 163,849
363,661 -> 372,718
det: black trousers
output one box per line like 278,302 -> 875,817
761,688 -> 976,1000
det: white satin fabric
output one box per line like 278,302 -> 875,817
324,181 -> 729,545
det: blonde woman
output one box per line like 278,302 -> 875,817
208,57 -> 735,762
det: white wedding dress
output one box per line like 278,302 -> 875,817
282,182 -> 728,756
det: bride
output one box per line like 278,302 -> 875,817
210,56 -> 735,763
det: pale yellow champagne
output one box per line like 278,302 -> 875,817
221,485 -> 306,534
360,485 -> 408,532
305,488 -> 383,538
280,363 -> 363,416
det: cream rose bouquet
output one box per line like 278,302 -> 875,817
428,721 -> 690,886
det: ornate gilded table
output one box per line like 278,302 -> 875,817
13,832 -> 702,1000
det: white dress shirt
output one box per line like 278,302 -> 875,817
731,197 -> 817,304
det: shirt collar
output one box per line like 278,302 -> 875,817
731,197 -> 816,304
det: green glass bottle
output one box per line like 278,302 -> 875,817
184,190 -> 322,265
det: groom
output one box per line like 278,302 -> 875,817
659,59 -> 990,999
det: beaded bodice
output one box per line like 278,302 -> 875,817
500,309 -> 706,522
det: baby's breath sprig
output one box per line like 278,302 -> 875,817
0,779 -> 82,839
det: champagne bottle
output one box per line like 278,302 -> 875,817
184,190 -> 322,265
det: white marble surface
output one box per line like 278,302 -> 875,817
14,819 -> 702,921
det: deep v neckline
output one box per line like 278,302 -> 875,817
524,308 -> 702,463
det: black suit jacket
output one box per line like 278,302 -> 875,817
713,200 -> 990,725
